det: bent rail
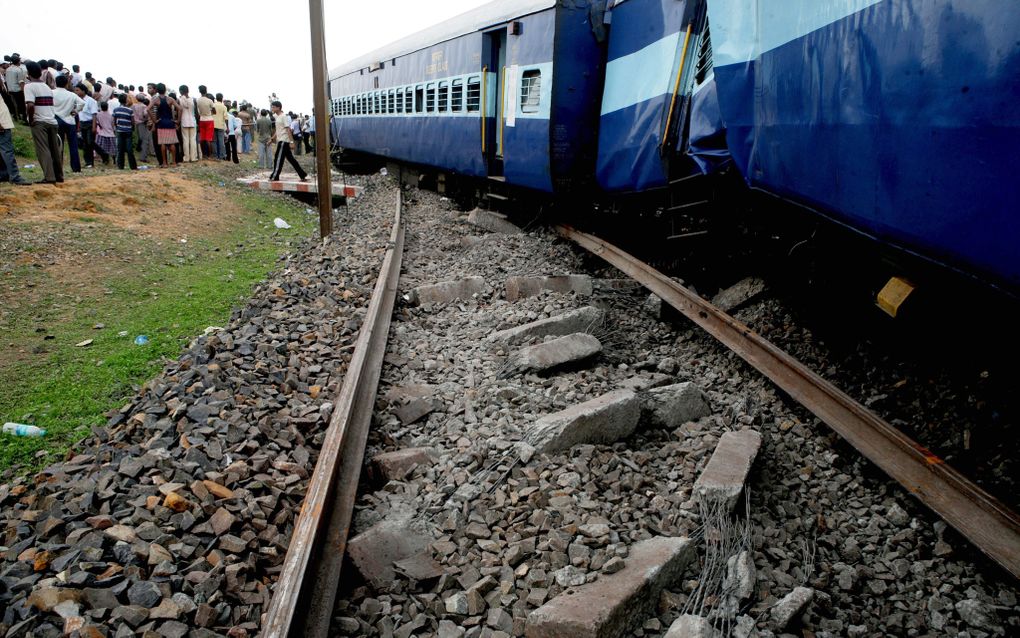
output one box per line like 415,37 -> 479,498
557,224 -> 1020,580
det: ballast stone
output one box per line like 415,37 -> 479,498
372,447 -> 437,482
693,429 -> 762,513
347,514 -> 433,591
514,333 -> 602,374
770,586 -> 815,630
408,276 -> 486,305
525,536 -> 695,638
467,208 -> 522,234
489,306 -> 603,344
640,382 -> 711,429
664,614 -> 723,638
525,389 -> 640,453
505,275 -> 593,302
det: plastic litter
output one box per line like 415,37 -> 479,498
380,167 -> 388,176
305,208 -> 315,215
134,335 -> 150,346
24,164 -> 35,169
138,165 -> 150,170
75,339 -> 93,347
117,330 -> 129,337
3,422 -> 46,437
273,218 -> 291,229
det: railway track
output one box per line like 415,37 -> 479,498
259,183 -> 1019,636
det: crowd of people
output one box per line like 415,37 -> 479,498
1,52 -> 319,185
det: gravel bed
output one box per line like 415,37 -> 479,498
0,176 -> 397,637
332,188 -> 1019,637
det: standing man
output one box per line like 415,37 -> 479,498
52,75 -> 84,174
269,101 -> 307,181
212,93 -> 228,160
99,78 -> 115,104
255,108 -> 273,169
196,87 -> 215,160
23,61 -> 63,184
5,54 -> 27,123
75,83 -> 98,168
69,65 -> 82,88
0,95 -> 29,185
112,94 -> 138,170
178,85 -> 198,162
132,93 -> 152,162
238,105 -> 254,154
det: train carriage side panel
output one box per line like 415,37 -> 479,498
707,0 -> 1020,289
500,9 -> 557,192
546,0 -> 607,192
596,0 -> 691,192
330,34 -> 487,178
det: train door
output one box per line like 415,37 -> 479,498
482,27 -> 507,177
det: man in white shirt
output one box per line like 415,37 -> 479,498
0,96 -> 28,185
269,100 -> 307,181
52,74 -> 85,173
23,61 -> 63,184
75,83 -> 99,168
99,77 -> 115,103
4,53 -> 27,123
69,64 -> 82,88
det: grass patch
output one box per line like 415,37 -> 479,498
0,175 -> 318,472
11,123 -> 35,160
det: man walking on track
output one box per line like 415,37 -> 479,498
268,100 -> 307,182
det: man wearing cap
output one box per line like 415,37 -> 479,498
24,61 -> 63,184
5,54 -> 27,123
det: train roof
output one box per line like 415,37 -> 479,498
329,0 -> 556,79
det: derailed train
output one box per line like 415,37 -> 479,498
328,0 -> 1020,294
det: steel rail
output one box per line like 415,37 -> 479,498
262,193 -> 405,637
557,224 -> 1020,579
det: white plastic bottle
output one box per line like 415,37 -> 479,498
3,422 -> 47,437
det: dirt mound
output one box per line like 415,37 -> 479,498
0,171 -> 241,239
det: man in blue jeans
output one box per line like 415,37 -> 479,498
0,97 -> 29,184
52,74 -> 84,173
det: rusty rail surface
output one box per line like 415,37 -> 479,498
557,224 -> 1020,579
262,193 -> 405,637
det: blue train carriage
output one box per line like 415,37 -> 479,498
705,0 -> 1020,292
598,0 -> 1020,292
327,0 -> 606,194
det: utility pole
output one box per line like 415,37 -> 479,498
309,0 -> 333,239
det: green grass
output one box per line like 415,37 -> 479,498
11,123 -> 34,160
0,181 -> 318,472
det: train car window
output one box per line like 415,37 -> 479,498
451,79 -> 464,112
466,77 -> 481,112
396,89 -> 404,114
388,90 -> 395,114
438,82 -> 449,113
405,89 -> 413,113
520,70 -> 542,113
415,86 -> 424,113
426,83 -> 436,113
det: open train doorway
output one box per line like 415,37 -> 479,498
483,27 -> 507,178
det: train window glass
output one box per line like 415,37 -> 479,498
520,70 -> 541,113
396,89 -> 404,113
451,79 -> 464,112
438,82 -> 449,112
388,90 -> 395,114
426,83 -> 436,113
405,89 -> 413,113
466,77 -> 481,112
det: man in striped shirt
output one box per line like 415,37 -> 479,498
23,61 -> 62,184
112,93 -> 137,170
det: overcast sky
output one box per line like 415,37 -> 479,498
4,0 -> 490,114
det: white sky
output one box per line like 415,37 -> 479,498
3,0 -> 490,114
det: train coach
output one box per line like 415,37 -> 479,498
598,0 -> 1020,294
330,0 -> 1020,295
327,0 -> 606,194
